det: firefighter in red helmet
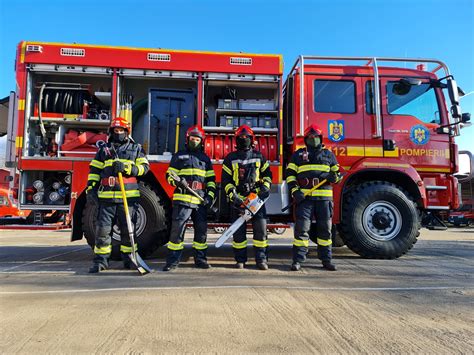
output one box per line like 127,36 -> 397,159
222,125 -> 272,270
86,117 -> 149,273
163,125 -> 216,271
285,124 -> 342,271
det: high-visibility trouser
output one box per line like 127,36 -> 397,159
94,202 -> 138,264
293,199 -> 333,263
232,205 -> 268,263
166,204 -> 208,266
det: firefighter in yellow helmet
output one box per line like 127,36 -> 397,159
85,117 -> 149,273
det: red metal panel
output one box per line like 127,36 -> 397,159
214,135 -> 223,160
23,42 -> 282,75
19,159 -> 73,170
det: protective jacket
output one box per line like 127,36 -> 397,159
166,150 -> 216,207
222,149 -> 272,200
286,145 -> 341,200
86,140 -> 149,203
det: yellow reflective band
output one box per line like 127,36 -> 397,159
192,241 -> 208,250
90,159 -> 104,169
300,189 -> 333,197
206,170 -> 216,177
88,173 -> 100,181
137,165 -> 145,176
222,164 -> 232,176
178,168 -> 206,177
207,181 -> 216,188
120,244 -> 138,253
232,162 -> 239,185
297,164 -> 330,173
167,242 -> 184,251
104,158 -> 134,167
261,161 -> 270,172
255,161 -> 261,182
253,240 -> 268,248
263,176 -> 272,183
290,186 -> 299,194
317,238 -> 332,246
173,193 -> 202,205
124,162 -> 133,175
330,164 -> 340,172
263,181 -> 271,189
232,240 -> 248,249
287,163 -> 298,172
286,176 -> 297,183
225,183 -> 235,193
98,190 -> 140,199
86,186 -> 93,192
167,167 -> 180,174
208,191 -> 215,199
293,239 -> 309,247
94,245 -> 112,254
136,157 -> 148,164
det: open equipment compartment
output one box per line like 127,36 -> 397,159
203,77 -> 280,163
24,66 -> 113,159
117,72 -> 198,159
19,170 -> 72,209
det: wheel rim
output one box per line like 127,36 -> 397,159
112,204 -> 147,242
362,201 -> 402,241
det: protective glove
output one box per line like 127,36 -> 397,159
293,190 -> 305,204
232,193 -> 245,208
258,188 -> 270,200
86,188 -> 98,204
113,161 -> 126,174
176,177 -> 189,190
320,172 -> 338,183
203,195 -> 213,207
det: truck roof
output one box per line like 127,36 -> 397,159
18,41 -> 283,75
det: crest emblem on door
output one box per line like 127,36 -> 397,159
328,120 -> 345,142
410,124 -> 430,145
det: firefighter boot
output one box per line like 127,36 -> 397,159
163,249 -> 182,272
194,248 -> 211,269
235,262 -> 245,269
257,261 -> 269,270
89,255 -> 109,273
290,262 -> 301,271
322,260 -> 337,271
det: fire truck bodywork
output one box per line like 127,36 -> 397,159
3,42 -> 470,259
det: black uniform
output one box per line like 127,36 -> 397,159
286,145 -> 341,264
222,149 -> 272,264
165,149 -> 216,266
86,140 -> 149,267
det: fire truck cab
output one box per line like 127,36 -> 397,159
284,56 -> 470,257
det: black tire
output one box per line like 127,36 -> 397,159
82,183 -> 170,260
340,181 -> 420,259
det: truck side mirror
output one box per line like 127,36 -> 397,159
447,78 -> 460,105
461,112 -> 471,123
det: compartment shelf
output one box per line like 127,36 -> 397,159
215,108 -> 278,115
30,116 -> 111,126
202,126 -> 278,134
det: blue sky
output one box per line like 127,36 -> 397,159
0,0 -> 472,151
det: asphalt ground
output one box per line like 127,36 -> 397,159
0,227 -> 473,353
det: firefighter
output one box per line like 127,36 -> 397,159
163,125 -> 216,271
85,117 -> 149,273
286,124 -> 342,271
222,125 -> 272,270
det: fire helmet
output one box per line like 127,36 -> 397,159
109,117 -> 130,133
304,124 -> 323,139
235,125 -> 255,140
186,125 -> 206,142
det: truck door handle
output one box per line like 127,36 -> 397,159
383,139 -> 396,151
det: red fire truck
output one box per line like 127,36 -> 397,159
2,41 -> 470,259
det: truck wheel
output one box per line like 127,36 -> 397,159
82,183 -> 170,260
340,181 -> 419,259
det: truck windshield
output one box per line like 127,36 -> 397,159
387,81 -> 441,124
